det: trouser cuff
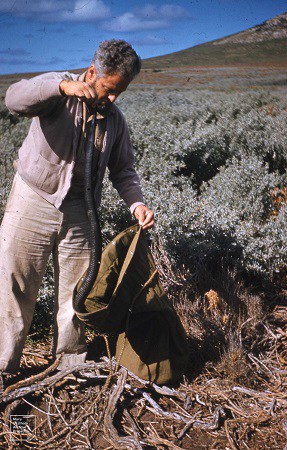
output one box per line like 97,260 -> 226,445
56,352 -> 87,370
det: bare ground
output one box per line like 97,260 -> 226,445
0,289 -> 286,449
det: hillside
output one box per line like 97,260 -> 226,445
143,12 -> 287,68
0,11 -> 286,95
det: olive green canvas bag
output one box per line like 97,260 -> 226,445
75,224 -> 188,385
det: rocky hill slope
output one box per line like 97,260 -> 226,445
143,12 -> 287,68
214,12 -> 287,45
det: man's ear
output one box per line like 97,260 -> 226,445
86,65 -> 97,82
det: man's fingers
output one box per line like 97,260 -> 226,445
141,211 -> 155,230
76,85 -> 96,100
60,80 -> 96,100
142,211 -> 153,225
134,205 -> 155,230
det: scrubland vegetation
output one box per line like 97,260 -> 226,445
0,72 -> 286,448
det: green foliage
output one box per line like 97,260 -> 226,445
116,90 -> 287,277
0,103 -> 30,220
0,87 -> 286,337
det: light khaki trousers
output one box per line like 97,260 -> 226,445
0,173 -> 91,372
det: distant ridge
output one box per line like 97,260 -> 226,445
143,12 -> 287,68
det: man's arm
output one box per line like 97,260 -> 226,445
108,110 -> 154,230
5,72 -> 71,118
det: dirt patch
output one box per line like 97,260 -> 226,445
0,305 -> 286,449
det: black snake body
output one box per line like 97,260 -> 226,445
73,113 -> 102,314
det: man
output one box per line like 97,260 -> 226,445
0,39 -> 154,377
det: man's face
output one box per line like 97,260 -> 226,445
85,65 -> 130,110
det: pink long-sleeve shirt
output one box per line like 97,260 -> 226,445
5,71 -> 144,213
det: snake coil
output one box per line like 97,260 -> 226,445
73,113 -> 102,314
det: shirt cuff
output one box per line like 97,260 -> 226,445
130,202 -> 146,215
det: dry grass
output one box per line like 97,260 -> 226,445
1,242 -> 286,450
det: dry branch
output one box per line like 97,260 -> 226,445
0,361 -> 106,404
103,368 -> 143,450
0,305 -> 286,449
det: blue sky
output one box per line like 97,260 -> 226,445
0,0 -> 285,74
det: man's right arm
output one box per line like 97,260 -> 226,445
5,73 -> 99,118
5,72 -> 69,118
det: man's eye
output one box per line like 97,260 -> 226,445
104,86 -> 117,95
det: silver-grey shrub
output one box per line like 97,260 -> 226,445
1,88 -> 286,283
115,89 -> 287,278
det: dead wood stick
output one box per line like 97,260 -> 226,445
3,355 -> 63,395
38,411 -> 92,448
103,368 -> 143,450
142,391 -> 189,422
144,436 -> 183,450
1,399 -> 22,449
176,411 -> 202,440
23,350 -> 49,359
145,425 -> 183,450
124,383 -> 192,424
282,419 -> 287,450
220,394 -> 251,418
101,356 -> 185,400
123,410 -> 142,442
177,406 -> 224,440
223,413 -> 272,450
247,353 -> 277,378
38,424 -> 71,448
49,392 -> 90,446
0,361 -> 106,404
125,381 -> 185,406
224,420 -> 240,450
232,386 -> 287,400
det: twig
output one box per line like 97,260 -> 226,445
224,420 -> 240,450
177,406 -> 224,440
3,354 -> 63,395
0,361 -> 106,404
103,368 -> 143,450
232,385 -> 287,400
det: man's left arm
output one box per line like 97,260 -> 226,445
108,112 -> 154,230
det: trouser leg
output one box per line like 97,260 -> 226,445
0,174 -> 59,372
53,196 -> 91,369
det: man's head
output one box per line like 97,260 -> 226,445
92,39 -> 141,81
85,39 -> 141,110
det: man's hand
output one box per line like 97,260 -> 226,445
59,80 -> 97,105
134,205 -> 155,230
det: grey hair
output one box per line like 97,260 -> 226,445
91,39 -> 141,80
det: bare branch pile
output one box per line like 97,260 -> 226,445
0,304 -> 286,450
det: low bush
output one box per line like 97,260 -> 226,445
0,88 -> 286,333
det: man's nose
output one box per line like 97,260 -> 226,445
108,94 -> 117,103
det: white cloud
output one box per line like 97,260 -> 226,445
0,0 -> 111,22
103,3 -> 188,33
58,0 -> 111,22
103,12 -> 169,32
0,1 -> 187,29
137,4 -> 186,20
134,35 -> 172,46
